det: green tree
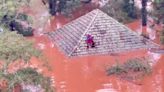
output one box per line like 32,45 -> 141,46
0,31 -> 54,92
0,31 -> 40,72
0,0 -> 30,21
152,0 -> 164,24
122,0 -> 137,19
48,0 -> 82,16
60,0 -> 81,16
0,0 -> 33,36
107,58 -> 152,83
100,0 -> 137,23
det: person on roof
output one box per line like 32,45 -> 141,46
85,34 -> 95,49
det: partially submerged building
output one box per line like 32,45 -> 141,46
47,9 -> 159,57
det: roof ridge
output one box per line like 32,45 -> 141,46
68,9 -> 99,56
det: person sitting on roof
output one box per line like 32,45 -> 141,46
85,34 -> 95,49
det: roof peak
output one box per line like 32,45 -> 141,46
69,9 -> 100,56
47,9 -> 160,57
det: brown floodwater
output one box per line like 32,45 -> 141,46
22,1 -> 164,92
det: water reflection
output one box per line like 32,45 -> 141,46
96,83 -> 117,92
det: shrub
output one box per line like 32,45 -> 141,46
16,13 -> 28,21
122,0 -> 137,19
123,58 -> 151,74
9,20 -> 33,36
100,0 -> 138,23
1,13 -> 34,36
19,27 -> 33,36
107,58 -> 152,81
152,0 -> 164,24
0,31 -> 54,91
3,68 -> 54,92
107,65 -> 127,76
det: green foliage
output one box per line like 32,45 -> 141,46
0,0 -> 33,36
60,0 -> 82,17
107,60 -> 127,75
123,58 -> 151,74
48,0 -> 82,16
107,58 -> 152,80
100,0 -> 138,23
107,65 -> 126,75
0,0 -> 30,21
152,0 -> 164,24
9,20 -> 33,36
0,31 -> 54,91
0,1 -> 54,91
0,31 -> 40,64
16,13 -> 28,21
20,28 -> 33,36
122,0 -> 137,19
2,68 -> 54,92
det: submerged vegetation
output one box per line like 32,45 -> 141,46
101,0 -> 138,23
0,31 -> 54,92
107,58 -> 152,83
152,0 -> 164,24
48,0 -> 82,16
0,68 -> 54,92
0,0 -> 33,36
0,0 -> 163,91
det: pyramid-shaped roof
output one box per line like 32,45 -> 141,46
47,9 -> 159,57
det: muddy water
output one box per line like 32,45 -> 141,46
34,17 -> 164,92
35,36 -> 164,92
24,1 -> 164,92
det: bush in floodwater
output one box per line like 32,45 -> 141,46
107,58 -> 152,79
123,58 -> 152,74
107,61 -> 127,76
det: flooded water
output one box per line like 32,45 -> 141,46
23,0 -> 164,92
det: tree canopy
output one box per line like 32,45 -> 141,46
0,0 -> 34,36
101,0 -> 138,23
48,0 -> 83,16
152,0 -> 164,24
0,31 -> 40,64
0,0 -> 30,20
0,30 -> 54,92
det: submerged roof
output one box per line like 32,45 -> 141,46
47,9 -> 159,57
